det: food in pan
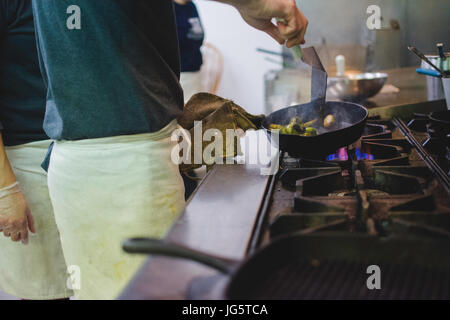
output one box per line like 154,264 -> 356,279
269,117 -> 318,136
323,114 -> 336,128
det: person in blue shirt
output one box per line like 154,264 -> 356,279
175,0 -> 205,73
32,0 -> 308,299
174,0 -> 205,102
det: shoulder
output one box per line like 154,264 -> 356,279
187,2 -> 199,15
1,0 -> 32,25
174,2 -> 198,13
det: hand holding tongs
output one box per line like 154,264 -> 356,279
276,18 -> 303,60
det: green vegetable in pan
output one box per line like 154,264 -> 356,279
269,117 -> 318,136
304,126 -> 318,136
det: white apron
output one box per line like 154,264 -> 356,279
180,71 -> 203,103
47,120 -> 185,300
0,140 -> 72,300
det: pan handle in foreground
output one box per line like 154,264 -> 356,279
123,238 -> 237,275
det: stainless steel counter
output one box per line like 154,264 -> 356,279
119,164 -> 272,300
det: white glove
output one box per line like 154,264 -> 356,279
0,182 -> 36,244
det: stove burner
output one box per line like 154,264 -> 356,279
407,114 -> 429,132
324,122 -> 402,162
371,169 -> 423,194
355,148 -> 375,161
272,120 -> 450,240
326,147 -> 375,161
362,123 -> 393,139
327,148 -> 349,161
408,111 -> 450,156
299,170 -> 353,197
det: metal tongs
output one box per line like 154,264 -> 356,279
408,46 -> 448,78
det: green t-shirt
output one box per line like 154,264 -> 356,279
32,0 -> 184,140
0,0 -> 48,146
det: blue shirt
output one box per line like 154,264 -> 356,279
174,2 -> 204,72
0,0 -> 48,146
32,0 -> 184,141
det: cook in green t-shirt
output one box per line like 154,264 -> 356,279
31,0 -> 309,299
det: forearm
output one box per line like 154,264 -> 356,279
212,0 -> 284,13
211,0 -> 249,5
0,135 -> 17,188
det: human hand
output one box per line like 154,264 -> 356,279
224,0 -> 308,47
0,183 -> 36,245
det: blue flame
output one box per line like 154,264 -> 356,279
326,148 -> 348,161
355,148 -> 375,160
327,148 -> 374,161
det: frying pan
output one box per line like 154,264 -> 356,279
123,234 -> 450,300
261,47 -> 368,159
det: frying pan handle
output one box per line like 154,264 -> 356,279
123,238 -> 237,275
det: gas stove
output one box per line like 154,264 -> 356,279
244,117 -> 450,299
120,109 -> 450,301
255,117 -> 450,244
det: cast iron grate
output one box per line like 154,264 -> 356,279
247,259 -> 450,300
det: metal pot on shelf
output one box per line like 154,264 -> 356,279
420,55 -> 450,100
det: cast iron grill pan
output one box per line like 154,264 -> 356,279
124,234 -> 450,300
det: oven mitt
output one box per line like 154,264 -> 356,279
177,93 -> 265,172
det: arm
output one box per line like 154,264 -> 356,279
0,0 -> 35,245
0,136 -> 17,187
0,132 -> 36,244
212,0 -> 308,48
